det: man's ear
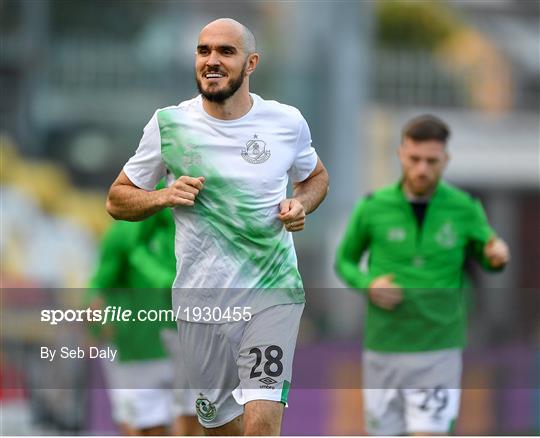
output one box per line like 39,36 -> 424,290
245,53 -> 260,76
443,151 -> 451,168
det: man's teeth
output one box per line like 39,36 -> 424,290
206,73 -> 224,78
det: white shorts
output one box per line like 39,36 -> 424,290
363,349 -> 462,435
177,303 -> 304,428
101,357 -> 175,429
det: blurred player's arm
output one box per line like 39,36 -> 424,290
128,213 -> 176,288
335,198 -> 374,290
86,221 -> 131,338
106,171 -> 205,221
88,221 -> 129,290
467,199 -> 510,271
335,201 -> 402,309
278,158 -> 329,232
130,246 -> 174,288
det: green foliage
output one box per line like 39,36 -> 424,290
376,0 -> 461,50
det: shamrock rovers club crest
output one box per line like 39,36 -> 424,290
241,134 -> 270,164
195,394 -> 217,422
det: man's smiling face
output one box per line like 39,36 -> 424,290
195,21 -> 249,103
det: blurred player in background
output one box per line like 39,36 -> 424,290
336,115 -> 509,436
87,185 -> 201,436
106,18 -> 328,436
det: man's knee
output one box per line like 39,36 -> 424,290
203,415 -> 243,436
243,400 -> 284,436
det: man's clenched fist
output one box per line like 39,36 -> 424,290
484,237 -> 510,269
160,175 -> 205,207
278,198 -> 306,232
368,274 -> 403,310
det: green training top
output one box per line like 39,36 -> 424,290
87,208 -> 176,361
335,181 -> 499,352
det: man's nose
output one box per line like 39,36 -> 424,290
207,50 -> 220,66
416,161 -> 428,174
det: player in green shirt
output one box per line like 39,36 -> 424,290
335,115 -> 509,435
88,208 -> 176,359
88,195 -> 200,436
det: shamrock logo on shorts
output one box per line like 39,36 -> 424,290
196,394 -> 217,422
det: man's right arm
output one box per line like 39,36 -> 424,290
335,198 -> 374,290
106,111 -> 203,221
335,198 -> 403,309
106,170 -> 205,222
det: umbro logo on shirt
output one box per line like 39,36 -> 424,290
241,134 -> 271,164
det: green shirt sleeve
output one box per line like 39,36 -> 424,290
85,221 -> 133,339
128,212 -> 176,289
335,198 -> 375,291
87,221 -> 131,292
129,245 -> 174,288
467,198 -> 499,271
126,210 -> 176,334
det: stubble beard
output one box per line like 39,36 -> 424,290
196,62 -> 247,104
406,175 -> 438,197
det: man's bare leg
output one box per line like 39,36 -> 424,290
172,415 -> 203,436
203,414 -> 243,436
119,423 -> 137,436
201,400 -> 283,436
243,400 -> 284,436
139,425 -> 169,436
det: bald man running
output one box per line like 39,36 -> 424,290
107,18 -> 329,435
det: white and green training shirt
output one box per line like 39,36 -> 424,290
123,93 -> 318,321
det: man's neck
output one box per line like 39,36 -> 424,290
402,182 -> 436,202
202,87 -> 253,121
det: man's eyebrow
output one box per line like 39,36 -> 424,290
197,44 -> 238,52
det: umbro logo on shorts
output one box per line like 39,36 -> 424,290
259,376 -> 278,386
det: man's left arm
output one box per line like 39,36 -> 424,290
468,199 -> 510,271
278,158 -> 329,232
